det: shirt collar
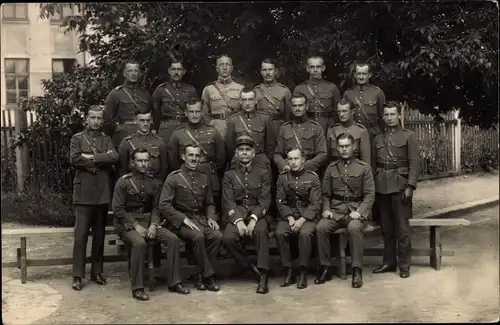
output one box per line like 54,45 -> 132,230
169,80 -> 183,89
85,128 -> 101,137
355,82 -> 371,91
263,80 -> 277,87
217,76 -> 233,85
293,115 -> 308,124
131,170 -> 146,180
386,124 -> 403,133
290,167 -> 305,177
239,162 -> 253,173
136,130 -> 150,137
124,81 -> 139,89
342,157 -> 354,166
340,119 -> 355,128
181,164 -> 196,174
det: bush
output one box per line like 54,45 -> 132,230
1,151 -> 17,192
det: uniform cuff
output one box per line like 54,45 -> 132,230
250,214 -> 258,222
233,218 -> 244,225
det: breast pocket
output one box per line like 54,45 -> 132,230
390,138 -> 407,159
176,183 -> 193,199
362,100 -> 378,116
227,92 -> 241,111
147,146 -> 161,171
318,91 -> 333,108
301,129 -> 316,151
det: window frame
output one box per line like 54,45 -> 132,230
51,58 -> 76,80
2,3 -> 29,22
49,3 -> 74,23
4,58 -> 30,107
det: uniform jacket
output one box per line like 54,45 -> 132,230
112,172 -> 162,234
118,131 -> 168,182
151,81 -> 197,130
374,125 -> 421,194
294,78 -> 341,117
276,168 -> 322,221
326,121 -> 371,165
201,77 -> 244,119
274,117 -> 327,172
343,83 -> 386,136
322,159 -> 375,221
222,162 -> 271,225
254,81 -> 292,122
70,129 -> 119,205
158,165 -> 216,229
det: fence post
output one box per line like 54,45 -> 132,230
15,107 -> 29,192
453,109 -> 461,173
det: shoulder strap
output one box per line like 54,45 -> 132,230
128,177 -> 140,194
237,115 -> 260,147
212,82 -> 232,111
81,134 -> 97,154
121,87 -> 139,109
353,96 -> 370,120
382,133 -> 396,159
178,171 -> 203,207
306,84 -> 325,109
291,126 -> 303,151
233,171 -> 248,192
184,129 -> 209,156
334,163 -> 357,196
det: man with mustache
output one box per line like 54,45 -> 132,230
201,55 -> 244,139
151,58 -> 197,142
293,55 -> 341,133
159,145 -> 222,292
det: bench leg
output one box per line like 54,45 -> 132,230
338,233 -> 347,280
20,237 -> 27,284
147,244 -> 155,292
430,226 -> 442,270
127,248 -> 132,278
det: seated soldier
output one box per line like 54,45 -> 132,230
275,148 -> 322,289
159,145 -> 222,291
112,148 -> 190,301
222,135 -> 272,294
315,133 -> 375,289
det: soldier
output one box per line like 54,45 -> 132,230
315,133 -> 375,289
372,101 -> 420,279
274,93 -> 327,174
104,60 -> 152,148
167,98 -> 226,216
201,55 -> 244,139
275,148 -> 322,289
326,98 -> 371,165
112,148 -> 190,301
70,105 -> 119,291
159,145 -> 222,291
226,87 -> 275,172
293,55 -> 341,132
151,59 -> 197,141
254,58 -> 292,134
222,135 -> 272,294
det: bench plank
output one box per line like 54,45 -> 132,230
2,226 -> 116,236
410,218 -> 471,227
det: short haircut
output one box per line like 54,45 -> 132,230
134,107 -> 152,116
261,58 -> 277,67
123,60 -> 141,71
306,55 -> 324,65
383,101 -> 402,114
131,147 -> 149,160
354,61 -> 372,73
240,87 -> 256,96
86,105 -> 104,116
169,58 -> 184,68
336,133 -> 355,144
216,55 -> 232,64
184,145 -> 201,155
286,147 -> 305,158
291,93 -> 308,105
185,97 -> 201,109
337,98 -> 353,110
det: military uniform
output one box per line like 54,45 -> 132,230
226,111 -> 275,172
151,81 -> 197,141
274,117 -> 327,173
326,121 -> 371,165
293,79 -> 341,132
70,129 -> 119,279
159,165 -> 223,279
167,122 -> 226,213
275,168 -> 322,269
316,159 -> 375,270
221,161 -> 272,271
201,77 -> 244,139
374,125 -> 420,271
104,82 -> 152,148
112,172 -> 183,291
254,81 -> 292,135
118,131 -> 168,183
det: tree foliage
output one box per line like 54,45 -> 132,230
18,1 -> 498,148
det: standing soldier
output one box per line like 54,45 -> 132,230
316,133 -> 375,289
226,87 -> 275,172
159,145 -> 223,292
70,105 -> 119,291
293,55 -> 341,133
151,59 -> 197,142
326,98 -> 371,165
201,55 -> 244,139
274,93 -> 327,174
372,102 -> 420,279
275,148 -> 322,289
168,98 -> 226,216
112,148 -> 190,301
222,136 -> 272,294
104,60 -> 152,148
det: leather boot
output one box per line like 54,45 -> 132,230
351,267 -> 363,288
132,289 -> 149,301
72,277 -> 82,291
314,266 -> 332,284
256,270 -> 269,294
194,273 -> 207,291
168,283 -> 191,295
204,276 -> 220,291
90,273 -> 106,285
372,264 -> 397,274
280,268 -> 296,287
297,268 -> 308,289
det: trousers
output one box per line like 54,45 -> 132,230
275,220 -> 316,268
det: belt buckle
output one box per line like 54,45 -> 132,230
242,198 -> 249,206
296,201 -> 303,208
343,196 -> 349,203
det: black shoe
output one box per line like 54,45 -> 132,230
372,264 -> 397,274
280,268 -> 296,287
72,277 -> 82,291
249,263 -> 261,280
194,273 -> 207,291
204,276 -> 220,292
314,266 -> 332,285
256,271 -> 269,294
132,289 -> 149,301
90,273 -> 106,285
297,269 -> 308,289
168,283 -> 191,295
399,269 -> 410,278
352,267 -> 363,289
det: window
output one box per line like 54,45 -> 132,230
2,3 -> 28,21
50,4 -> 74,22
52,58 -> 75,80
5,59 -> 29,105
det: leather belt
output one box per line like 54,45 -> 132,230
163,115 -> 188,123
332,194 -> 363,202
376,161 -> 408,169
236,198 -> 258,206
291,200 -> 308,208
307,111 -> 333,118
177,207 -> 203,214
119,121 -> 136,125
211,112 -> 227,120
